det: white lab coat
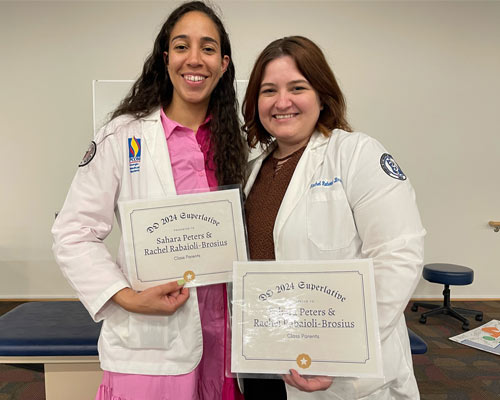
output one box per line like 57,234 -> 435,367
52,109 -> 204,375
244,130 -> 426,400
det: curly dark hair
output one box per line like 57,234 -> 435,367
112,1 -> 247,186
243,36 -> 352,149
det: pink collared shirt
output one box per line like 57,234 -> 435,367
160,109 -> 218,191
160,110 -> 239,398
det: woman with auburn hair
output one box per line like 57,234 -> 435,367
242,36 -> 425,399
52,2 -> 246,399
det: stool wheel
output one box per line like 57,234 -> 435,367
411,305 -> 418,312
419,316 -> 427,324
475,315 -> 483,322
462,321 -> 470,330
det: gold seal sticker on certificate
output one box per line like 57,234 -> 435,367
231,259 -> 383,378
183,270 -> 195,282
119,188 -> 248,291
296,353 -> 312,369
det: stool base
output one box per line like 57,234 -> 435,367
412,285 -> 483,330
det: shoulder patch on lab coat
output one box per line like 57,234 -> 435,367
78,141 -> 96,167
128,136 -> 141,173
380,153 -> 406,180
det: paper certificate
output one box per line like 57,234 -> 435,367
231,260 -> 382,377
119,188 -> 248,290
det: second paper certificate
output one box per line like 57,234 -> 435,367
231,259 -> 382,377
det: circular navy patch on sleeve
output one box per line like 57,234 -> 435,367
79,141 -> 96,167
380,153 -> 406,180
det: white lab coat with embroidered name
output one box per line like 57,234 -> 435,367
52,109 -> 204,375
244,130 -> 425,400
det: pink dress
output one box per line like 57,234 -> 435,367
95,110 -> 243,400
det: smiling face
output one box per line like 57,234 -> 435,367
165,11 -> 229,111
258,56 -> 321,157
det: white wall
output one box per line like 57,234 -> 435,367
0,1 -> 498,299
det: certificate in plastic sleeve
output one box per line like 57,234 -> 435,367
119,188 -> 247,290
231,259 -> 382,377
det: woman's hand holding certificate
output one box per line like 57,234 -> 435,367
112,281 -> 189,315
283,370 -> 334,392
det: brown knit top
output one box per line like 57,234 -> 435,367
245,146 -> 306,260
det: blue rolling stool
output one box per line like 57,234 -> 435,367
411,263 -> 483,330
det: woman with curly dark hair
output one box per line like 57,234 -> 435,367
112,1 -> 246,186
52,2 -> 246,399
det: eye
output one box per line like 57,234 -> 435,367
202,46 -> 217,54
173,43 -> 188,51
291,86 -> 307,92
259,88 -> 276,95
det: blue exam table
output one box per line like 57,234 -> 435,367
0,301 -> 427,399
0,301 -> 103,400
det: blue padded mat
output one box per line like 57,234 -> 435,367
408,328 -> 427,354
0,301 -> 101,356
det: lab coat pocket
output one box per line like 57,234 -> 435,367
306,189 -> 356,251
106,305 -> 177,350
126,313 -> 179,350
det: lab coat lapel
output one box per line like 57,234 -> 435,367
244,144 -> 275,197
142,110 -> 177,195
274,132 -> 328,240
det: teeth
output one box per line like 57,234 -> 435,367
274,114 -> 295,119
185,75 -> 205,82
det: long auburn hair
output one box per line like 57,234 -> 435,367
112,1 -> 246,186
243,36 -> 352,148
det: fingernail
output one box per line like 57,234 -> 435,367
177,279 -> 185,285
